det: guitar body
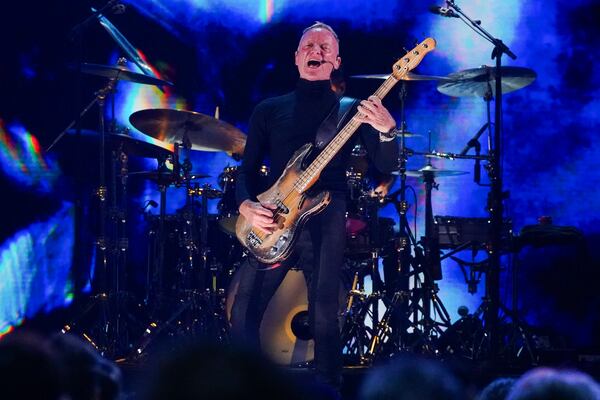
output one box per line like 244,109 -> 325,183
235,143 -> 331,264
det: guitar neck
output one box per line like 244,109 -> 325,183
294,76 -> 399,193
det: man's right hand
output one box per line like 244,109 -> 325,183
239,200 -> 278,234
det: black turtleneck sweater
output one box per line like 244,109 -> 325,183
236,78 -> 399,206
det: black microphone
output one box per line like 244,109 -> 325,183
429,5 -> 460,18
320,60 -> 338,70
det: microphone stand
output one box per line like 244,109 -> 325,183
445,0 -> 517,363
69,0 -> 120,40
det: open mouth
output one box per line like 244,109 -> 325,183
307,60 -> 321,68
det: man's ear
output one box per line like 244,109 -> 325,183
335,56 -> 342,70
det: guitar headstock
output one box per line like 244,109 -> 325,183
391,38 -> 437,80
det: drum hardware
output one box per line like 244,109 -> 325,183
383,85 -> 451,353
340,81 -> 452,362
56,12 -> 174,359
58,64 -> 155,357
398,163 -> 454,348
433,215 -> 538,364
418,150 -> 491,162
341,186 -> 395,361
436,0 -> 532,362
129,139 -> 232,359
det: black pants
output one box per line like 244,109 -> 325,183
230,192 -> 346,387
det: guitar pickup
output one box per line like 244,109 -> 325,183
275,200 -> 289,214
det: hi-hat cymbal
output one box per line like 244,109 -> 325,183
129,109 -> 246,156
80,63 -> 174,87
437,66 -> 536,97
393,164 -> 469,178
63,129 -> 172,159
351,72 -> 452,81
128,170 -> 211,184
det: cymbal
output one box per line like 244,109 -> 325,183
351,72 -> 452,81
64,129 -> 171,159
80,63 -> 173,87
128,171 -> 211,184
129,109 -> 247,156
437,66 -> 536,97
393,164 -> 469,178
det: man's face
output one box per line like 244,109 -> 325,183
295,28 -> 341,81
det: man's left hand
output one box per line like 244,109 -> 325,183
356,95 -> 396,133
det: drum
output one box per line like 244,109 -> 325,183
345,168 -> 370,239
226,264 -> 348,366
145,212 -> 243,294
217,165 -> 269,236
345,171 -> 395,256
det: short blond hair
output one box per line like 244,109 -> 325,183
301,21 -> 339,43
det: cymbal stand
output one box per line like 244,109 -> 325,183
348,82 -> 417,361
131,141 -> 202,358
446,0 -> 517,363
412,170 -> 452,344
63,75 -> 143,358
147,150 -> 173,305
197,183 -> 230,343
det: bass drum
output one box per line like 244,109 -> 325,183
226,263 -> 348,366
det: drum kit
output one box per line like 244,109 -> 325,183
55,50 -> 536,365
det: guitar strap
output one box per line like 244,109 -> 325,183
314,96 -> 358,150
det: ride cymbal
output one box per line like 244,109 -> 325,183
437,66 -> 536,97
80,63 -> 173,87
351,72 -> 452,81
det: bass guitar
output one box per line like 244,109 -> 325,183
236,38 -> 436,264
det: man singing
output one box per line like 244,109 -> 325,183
231,21 -> 399,392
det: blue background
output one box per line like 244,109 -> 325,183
1,0 -> 599,344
